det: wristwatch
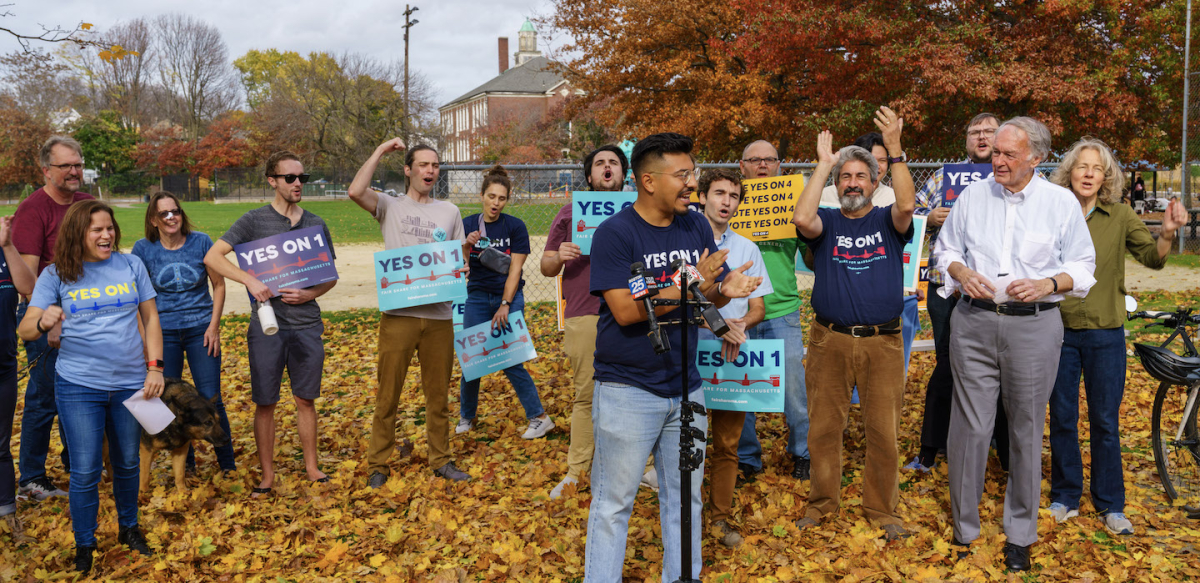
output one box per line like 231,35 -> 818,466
147,359 -> 164,371
888,151 -> 908,164
500,300 -> 511,307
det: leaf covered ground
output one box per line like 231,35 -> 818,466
4,291 -> 1200,582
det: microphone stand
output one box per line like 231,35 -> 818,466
649,264 -> 708,583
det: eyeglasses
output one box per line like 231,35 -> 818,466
968,129 -> 997,138
742,157 -> 780,166
157,209 -> 181,220
649,169 -> 698,183
49,163 -> 84,171
268,173 -> 311,184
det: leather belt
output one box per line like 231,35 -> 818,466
815,316 -> 902,338
964,297 -> 1059,316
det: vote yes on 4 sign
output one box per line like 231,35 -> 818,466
728,175 -> 806,242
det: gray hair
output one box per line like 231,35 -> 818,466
39,136 -> 83,168
1049,137 -> 1126,205
998,117 -> 1051,163
831,145 -> 879,185
741,140 -> 778,159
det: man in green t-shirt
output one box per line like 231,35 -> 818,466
737,140 -> 811,481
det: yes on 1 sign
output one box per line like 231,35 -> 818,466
455,312 -> 538,382
902,214 -> 927,293
374,240 -> 467,311
233,226 -> 338,296
452,300 -> 465,332
940,163 -> 993,208
572,191 -> 637,255
698,339 -> 785,412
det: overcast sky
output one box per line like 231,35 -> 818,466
5,0 -> 564,107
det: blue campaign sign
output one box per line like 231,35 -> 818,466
698,339 -> 785,413
233,226 -> 338,296
455,312 -> 538,382
452,299 -> 466,332
902,214 -> 927,293
374,241 -> 467,311
571,191 -> 637,254
940,163 -> 993,208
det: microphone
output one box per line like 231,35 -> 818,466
630,261 -> 669,353
670,258 -> 730,337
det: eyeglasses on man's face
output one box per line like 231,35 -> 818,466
967,128 -> 997,139
649,169 -> 698,183
269,173 -> 311,184
742,157 -> 780,166
48,163 -> 84,172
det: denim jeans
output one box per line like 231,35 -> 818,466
0,366 -> 16,515
55,374 -> 141,547
16,302 -> 69,486
163,323 -> 236,471
459,290 -> 544,420
1048,327 -> 1127,514
738,310 -> 808,467
585,380 -> 706,582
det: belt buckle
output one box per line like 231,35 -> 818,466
850,326 -> 872,338
996,303 -> 1013,316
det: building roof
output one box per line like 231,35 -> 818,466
440,56 -> 564,111
519,19 -> 536,33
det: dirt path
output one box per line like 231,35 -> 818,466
221,241 -> 1199,314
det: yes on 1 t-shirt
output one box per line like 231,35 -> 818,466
132,232 -> 214,330
800,205 -> 912,327
462,213 -> 530,295
590,207 -> 724,398
30,253 -> 157,391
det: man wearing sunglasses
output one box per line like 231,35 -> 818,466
205,151 -> 338,496
9,136 -> 95,502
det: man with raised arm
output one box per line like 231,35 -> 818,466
346,139 -> 470,485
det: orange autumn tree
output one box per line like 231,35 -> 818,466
545,0 -> 1186,163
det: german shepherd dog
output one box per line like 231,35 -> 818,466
138,378 -> 231,492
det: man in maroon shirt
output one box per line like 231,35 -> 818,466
13,136 -> 94,501
543,145 -> 628,499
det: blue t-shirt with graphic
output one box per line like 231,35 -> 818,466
800,205 -> 913,327
462,213 -> 530,295
30,253 -> 157,391
0,256 -> 18,376
132,233 -> 214,330
590,207 -> 724,398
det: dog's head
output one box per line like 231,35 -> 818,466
165,378 -> 231,447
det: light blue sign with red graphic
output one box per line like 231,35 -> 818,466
233,226 -> 338,296
454,312 -> 537,382
698,339 -> 785,412
940,163 -> 993,208
572,191 -> 637,255
452,299 -> 465,331
902,214 -> 927,292
374,240 -> 467,311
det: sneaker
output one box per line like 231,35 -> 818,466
117,525 -> 153,555
17,477 -> 66,501
902,456 -> 932,473
73,545 -> 96,573
368,472 -> 387,490
712,520 -> 743,548
3,512 -> 35,544
640,469 -> 659,492
1048,502 -> 1078,523
433,462 -> 471,482
1102,513 -> 1134,535
455,418 -> 474,434
791,456 -> 811,480
549,475 -> 579,499
522,416 -> 555,439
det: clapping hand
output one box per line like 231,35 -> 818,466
720,261 -> 763,299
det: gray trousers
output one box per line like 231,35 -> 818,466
947,300 -> 1063,547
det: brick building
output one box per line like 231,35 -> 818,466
438,20 -> 579,163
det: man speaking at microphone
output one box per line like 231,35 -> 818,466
584,133 -> 762,582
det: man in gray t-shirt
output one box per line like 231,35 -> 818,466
205,151 -> 338,496
348,138 -> 470,485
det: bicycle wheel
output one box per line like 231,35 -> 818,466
1151,380 -> 1200,505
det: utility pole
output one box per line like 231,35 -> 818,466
1182,0 -> 1192,254
403,5 -> 420,146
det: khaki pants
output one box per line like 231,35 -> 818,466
563,315 -> 599,479
802,320 -> 905,527
368,314 -> 455,474
707,408 -> 746,524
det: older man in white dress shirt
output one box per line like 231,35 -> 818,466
935,117 -> 1096,572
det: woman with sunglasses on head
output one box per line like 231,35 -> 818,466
132,192 -> 235,475
18,200 -> 162,573
456,165 -> 554,439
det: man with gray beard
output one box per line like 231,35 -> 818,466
791,107 -> 916,541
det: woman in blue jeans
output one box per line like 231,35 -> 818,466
19,200 -> 163,573
1046,138 -> 1188,535
456,165 -> 553,439
0,215 -> 37,543
133,192 -> 235,473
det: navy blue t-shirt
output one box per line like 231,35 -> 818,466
800,205 -> 913,327
0,256 -> 17,376
590,207 -> 724,398
463,213 -> 530,295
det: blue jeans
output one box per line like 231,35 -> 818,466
738,310 -> 808,466
1048,327 -> 1127,514
55,375 -> 141,547
17,302 -> 69,486
459,290 -> 544,420
163,323 -> 236,471
585,380 -> 706,582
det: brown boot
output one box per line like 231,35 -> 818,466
3,512 -> 35,545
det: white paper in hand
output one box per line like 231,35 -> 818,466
989,274 -> 1018,304
122,389 -> 176,435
